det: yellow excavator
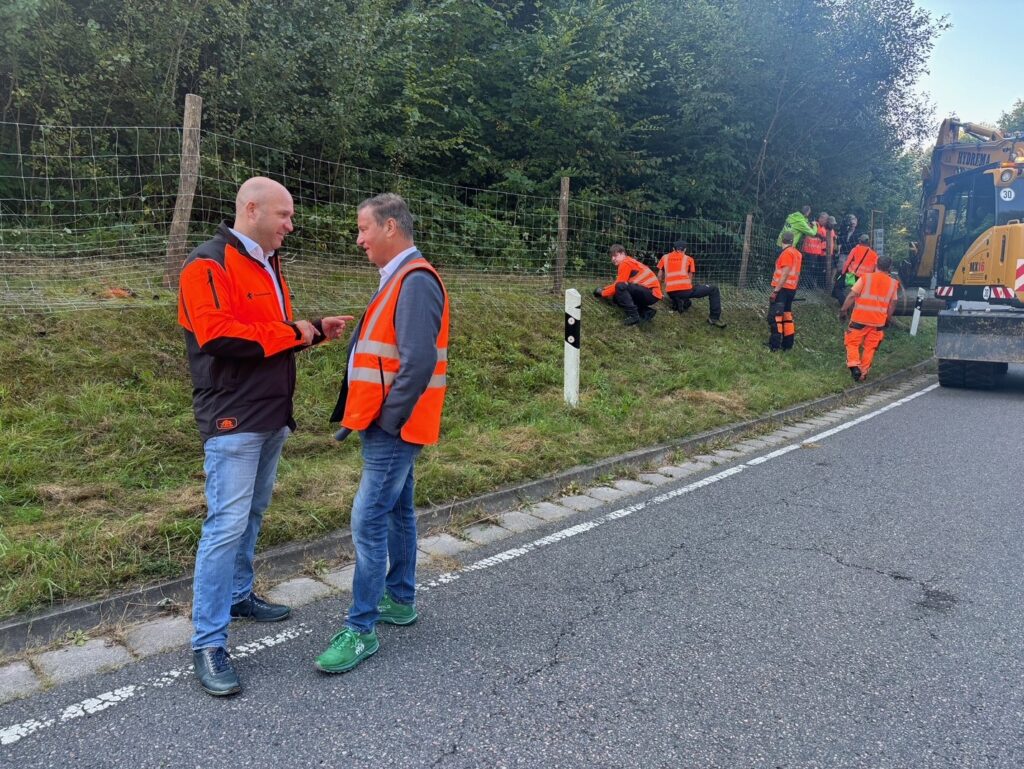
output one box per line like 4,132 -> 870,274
901,118 -> 1024,388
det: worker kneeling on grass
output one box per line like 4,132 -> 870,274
839,253 -> 900,382
593,244 -> 662,326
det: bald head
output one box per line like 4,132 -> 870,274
235,177 -> 290,217
233,177 -> 294,253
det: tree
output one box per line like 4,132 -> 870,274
998,99 -> 1024,134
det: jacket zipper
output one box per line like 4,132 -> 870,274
206,269 -> 221,309
377,357 -> 386,399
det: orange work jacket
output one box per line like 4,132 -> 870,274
341,258 -> 450,445
657,250 -> 695,292
600,256 -> 663,300
772,246 -> 803,291
850,272 -> 899,327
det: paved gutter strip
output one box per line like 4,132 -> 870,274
0,359 -> 935,658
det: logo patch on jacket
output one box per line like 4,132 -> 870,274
216,417 -> 238,431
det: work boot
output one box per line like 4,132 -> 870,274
707,318 -> 727,329
377,593 -> 418,626
314,627 -> 379,674
230,593 -> 291,622
622,313 -> 641,326
849,366 -> 862,382
193,647 -> 241,697
640,307 -> 657,323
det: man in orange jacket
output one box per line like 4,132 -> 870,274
593,244 -> 662,326
178,177 -> 352,696
656,239 -> 727,328
767,231 -> 803,351
840,253 -> 899,382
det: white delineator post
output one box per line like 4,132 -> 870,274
910,287 -> 925,336
564,288 -> 581,407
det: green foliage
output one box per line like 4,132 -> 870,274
999,99 -> 1024,134
1,0 -> 943,231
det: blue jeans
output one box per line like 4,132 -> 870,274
191,427 -> 290,650
346,424 -> 422,633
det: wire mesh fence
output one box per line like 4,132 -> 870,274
0,119 -> 786,315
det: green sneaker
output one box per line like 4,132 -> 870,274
377,593 -> 418,626
314,627 -> 379,674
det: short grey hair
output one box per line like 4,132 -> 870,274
358,193 -> 414,239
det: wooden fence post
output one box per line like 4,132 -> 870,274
738,213 -> 753,289
164,93 -> 203,289
554,176 -> 570,293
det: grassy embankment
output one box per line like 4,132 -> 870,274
0,284 -> 936,619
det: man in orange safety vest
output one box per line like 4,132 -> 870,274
839,253 -> 899,382
593,244 -> 662,326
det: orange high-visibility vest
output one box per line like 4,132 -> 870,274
341,258 -> 450,445
850,272 -> 899,327
600,256 -> 663,299
842,244 -> 878,277
801,225 -> 826,257
657,250 -> 694,292
772,247 -> 802,290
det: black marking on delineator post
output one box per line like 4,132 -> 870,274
564,289 -> 581,407
565,311 -> 581,348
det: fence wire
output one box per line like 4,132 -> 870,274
0,121 -> 785,314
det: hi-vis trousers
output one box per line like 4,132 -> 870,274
845,323 -> 885,376
768,288 -> 796,351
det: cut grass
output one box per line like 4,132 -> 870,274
0,285 -> 935,618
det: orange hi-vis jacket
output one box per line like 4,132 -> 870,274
850,272 -> 899,327
600,256 -> 663,299
801,225 -> 827,257
657,250 -> 695,292
341,257 -> 450,445
178,223 -> 311,441
772,246 -> 803,291
842,244 -> 878,277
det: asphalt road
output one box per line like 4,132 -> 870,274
3,373 -> 1024,769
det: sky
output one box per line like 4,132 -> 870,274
913,0 -> 1021,134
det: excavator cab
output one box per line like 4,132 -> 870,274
934,162 -> 1024,302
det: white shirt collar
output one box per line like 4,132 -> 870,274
378,245 -> 419,289
228,227 -> 274,265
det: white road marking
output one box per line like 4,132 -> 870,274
0,380 -> 939,749
0,624 -> 311,746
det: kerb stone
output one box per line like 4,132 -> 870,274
266,577 -> 332,608
0,661 -> 42,704
35,639 -> 133,684
124,615 -> 192,657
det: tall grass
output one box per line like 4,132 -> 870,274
0,284 -> 935,617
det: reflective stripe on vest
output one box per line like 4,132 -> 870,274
801,226 -> 826,256
850,272 -> 898,327
631,259 -> 662,295
772,247 -> 802,290
341,257 -> 450,445
660,251 -> 694,292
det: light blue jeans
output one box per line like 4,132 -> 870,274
346,424 -> 422,634
191,427 -> 290,650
